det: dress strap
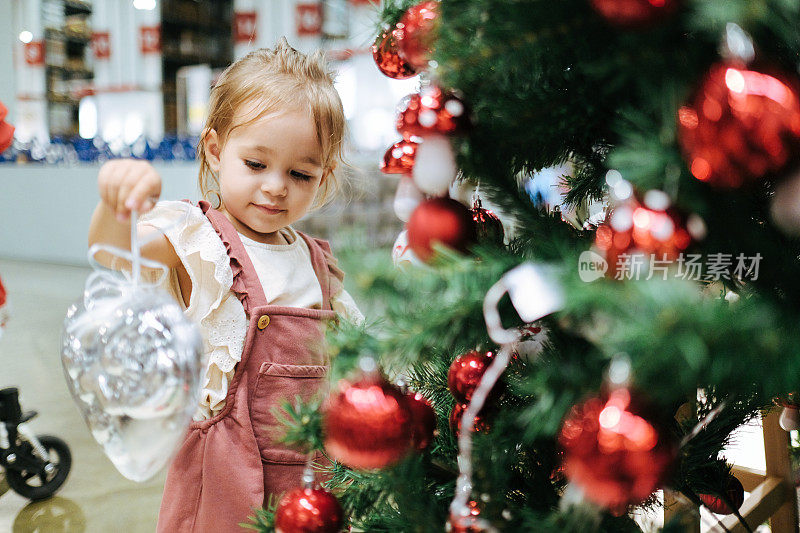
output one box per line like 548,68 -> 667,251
295,231 -> 342,312
198,201 -> 268,313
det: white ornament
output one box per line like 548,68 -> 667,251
394,175 -> 424,222
512,322 -> 549,363
770,169 -> 800,235
412,134 -> 457,196
391,230 -> 423,268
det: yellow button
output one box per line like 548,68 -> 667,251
257,315 -> 270,330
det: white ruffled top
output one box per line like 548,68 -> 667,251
139,201 -> 364,421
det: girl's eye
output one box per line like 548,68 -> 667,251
244,160 -> 265,170
290,170 -> 313,181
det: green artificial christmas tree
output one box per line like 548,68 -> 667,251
248,0 -> 800,531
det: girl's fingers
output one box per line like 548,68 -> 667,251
127,170 -> 161,214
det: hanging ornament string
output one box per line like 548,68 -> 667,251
130,210 -> 141,288
450,264 -> 564,525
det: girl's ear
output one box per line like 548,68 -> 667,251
204,129 -> 222,172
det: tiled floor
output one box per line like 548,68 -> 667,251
0,258 -> 165,532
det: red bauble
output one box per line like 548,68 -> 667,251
396,1 -> 439,70
405,391 -> 437,451
407,198 -> 478,262
450,402 -> 491,437
372,28 -> 418,80
594,191 -> 700,278
447,349 -> 496,403
698,475 -> 745,515
322,375 -> 413,470
677,62 -> 800,188
589,0 -> 678,28
397,86 -> 470,139
558,388 -> 677,512
380,139 -> 419,175
274,487 -> 344,533
471,199 -> 505,245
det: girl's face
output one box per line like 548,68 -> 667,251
204,103 -> 327,244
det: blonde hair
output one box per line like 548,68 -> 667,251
198,38 -> 346,209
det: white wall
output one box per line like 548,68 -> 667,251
0,162 -> 199,265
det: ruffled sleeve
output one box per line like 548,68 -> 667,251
139,201 -> 247,420
310,236 -> 365,325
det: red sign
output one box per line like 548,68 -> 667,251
234,11 -> 257,43
296,3 -> 322,36
92,31 -> 111,60
140,25 -> 161,54
24,41 -> 45,66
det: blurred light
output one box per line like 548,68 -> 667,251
133,0 -> 157,10
725,68 -> 746,94
79,97 -> 98,139
19,31 -> 33,44
334,63 -> 356,120
124,113 -> 145,144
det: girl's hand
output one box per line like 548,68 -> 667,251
98,159 -> 162,222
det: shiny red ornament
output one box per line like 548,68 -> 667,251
558,388 -> 677,512
405,391 -> 437,451
407,198 -> 478,262
380,139 -> 419,175
698,475 -> 745,515
0,101 -> 14,154
372,27 -> 418,80
396,86 -> 470,139
471,199 -> 505,245
594,191 -> 700,278
677,62 -> 800,188
274,487 -> 344,533
589,0 -> 678,28
396,1 -> 439,70
450,402 -> 491,437
446,500 -> 492,532
447,350 -> 496,403
322,375 -> 413,470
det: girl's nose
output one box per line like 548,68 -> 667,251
261,172 -> 288,197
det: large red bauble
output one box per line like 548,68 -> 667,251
405,391 -> 437,451
698,475 -> 745,515
447,349 -> 496,403
677,62 -> 800,188
395,1 -> 439,70
322,375 -> 413,470
274,487 -> 344,533
589,0 -> 678,28
449,402 -> 491,437
595,191 -> 698,278
372,28 -> 418,80
558,388 -> 677,512
407,198 -> 478,262
380,139 -> 419,175
396,86 -> 470,139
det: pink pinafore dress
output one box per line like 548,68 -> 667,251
157,201 -> 340,532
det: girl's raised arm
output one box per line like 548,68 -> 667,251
88,158 -> 180,269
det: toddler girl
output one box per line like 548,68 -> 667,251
87,39 -> 362,532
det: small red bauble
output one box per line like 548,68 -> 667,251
372,28 -> 418,80
677,62 -> 800,188
322,375 -> 413,470
558,388 -> 677,512
698,475 -> 745,515
396,1 -> 439,70
380,139 -> 419,175
450,402 -> 491,437
407,198 -> 478,262
405,391 -> 437,451
447,350 -> 496,403
595,190 -> 700,278
397,86 -> 470,139
589,0 -> 678,28
274,487 -> 344,533
470,199 -> 505,245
